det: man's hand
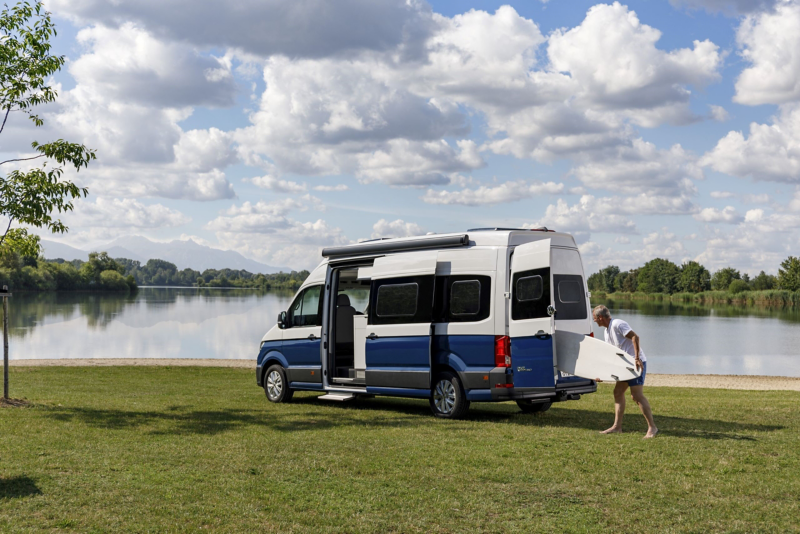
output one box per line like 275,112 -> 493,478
635,358 -> 643,373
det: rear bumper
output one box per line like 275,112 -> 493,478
489,377 -> 596,402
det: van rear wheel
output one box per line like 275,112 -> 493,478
264,365 -> 293,403
517,400 -> 551,413
430,371 -> 469,419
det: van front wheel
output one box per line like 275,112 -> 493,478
430,372 -> 469,419
264,365 -> 293,403
516,400 -> 551,413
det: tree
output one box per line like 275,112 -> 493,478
711,267 -> 741,291
637,258 -> 680,294
598,265 -> 620,293
587,272 -> 606,292
777,256 -> 800,292
751,270 -> 776,291
80,252 -> 124,285
0,1 -> 96,256
678,261 -> 711,293
728,279 -> 750,294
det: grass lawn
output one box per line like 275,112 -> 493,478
1,367 -> 798,533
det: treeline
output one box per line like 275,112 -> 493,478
0,250 -> 308,292
1,251 -> 137,292
588,256 -> 800,306
115,258 -> 308,289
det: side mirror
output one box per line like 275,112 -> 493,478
277,311 -> 287,329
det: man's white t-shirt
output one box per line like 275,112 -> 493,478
605,318 -> 646,362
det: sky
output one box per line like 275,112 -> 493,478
7,0 -> 800,273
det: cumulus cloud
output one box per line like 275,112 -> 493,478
571,139 -> 703,197
701,104 -> 800,182
371,219 -> 425,239
246,176 -> 308,194
71,197 -> 190,228
734,1 -> 800,105
710,190 -> 736,199
669,0 -> 781,15
421,180 -> 563,206
534,197 -> 638,237
71,24 -> 236,108
709,105 -> 730,122
313,184 -> 349,192
694,206 -> 744,223
50,0 -> 434,59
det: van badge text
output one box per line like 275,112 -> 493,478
517,366 -> 531,372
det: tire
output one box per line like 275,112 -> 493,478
430,371 -> 470,419
264,364 -> 293,403
516,400 -> 552,413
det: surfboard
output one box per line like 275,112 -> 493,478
555,330 -> 641,382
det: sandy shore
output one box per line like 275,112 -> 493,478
8,358 -> 800,391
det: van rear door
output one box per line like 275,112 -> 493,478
508,239 -> 557,392
364,252 -> 437,395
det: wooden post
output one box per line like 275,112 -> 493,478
3,285 -> 9,400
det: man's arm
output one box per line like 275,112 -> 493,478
625,330 -> 643,371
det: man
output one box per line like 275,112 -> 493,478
592,305 -> 658,438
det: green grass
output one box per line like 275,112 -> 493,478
1,367 -> 798,533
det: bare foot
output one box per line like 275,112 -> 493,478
644,428 -> 659,439
600,426 -> 622,434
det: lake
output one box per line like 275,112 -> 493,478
3,288 -> 800,377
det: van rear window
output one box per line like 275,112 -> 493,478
516,275 -> 543,302
511,268 -> 550,320
553,274 -> 587,320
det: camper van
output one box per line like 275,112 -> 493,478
255,228 -> 632,419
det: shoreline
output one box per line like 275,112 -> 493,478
8,358 -> 800,391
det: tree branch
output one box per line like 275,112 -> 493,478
0,154 -> 45,166
0,106 -> 10,136
0,218 -> 14,249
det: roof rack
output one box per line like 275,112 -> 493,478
467,227 -> 554,232
322,234 -> 469,258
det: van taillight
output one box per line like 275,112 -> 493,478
589,332 -> 594,338
494,335 -> 511,367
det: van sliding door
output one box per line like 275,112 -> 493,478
508,239 -> 557,393
364,252 -> 436,395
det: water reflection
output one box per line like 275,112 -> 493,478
591,299 -> 800,377
2,290 -> 799,375
5,288 -> 295,360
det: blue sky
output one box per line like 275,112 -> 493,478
8,0 -> 800,272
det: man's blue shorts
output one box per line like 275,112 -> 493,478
627,361 -> 646,387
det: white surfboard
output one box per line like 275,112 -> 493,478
555,330 -> 641,382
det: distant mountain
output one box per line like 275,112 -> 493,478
40,240 -> 89,262
41,236 -> 292,274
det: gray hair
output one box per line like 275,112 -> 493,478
592,305 -> 611,319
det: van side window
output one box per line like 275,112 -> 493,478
376,283 -> 418,317
512,268 -> 550,320
432,275 -> 491,323
286,285 -> 323,327
553,274 -> 587,320
451,280 -> 480,315
370,276 -> 434,325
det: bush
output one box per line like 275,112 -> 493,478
99,270 -> 130,291
728,279 -> 750,294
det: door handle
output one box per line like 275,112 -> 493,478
307,334 -> 318,341
367,333 -> 379,340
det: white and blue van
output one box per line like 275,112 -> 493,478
255,228 -> 599,418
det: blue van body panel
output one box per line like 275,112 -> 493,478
433,335 -> 495,367
466,389 -> 493,401
282,338 -> 322,366
510,336 -> 556,389
366,386 -> 430,398
366,336 -> 429,369
290,382 -> 324,391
